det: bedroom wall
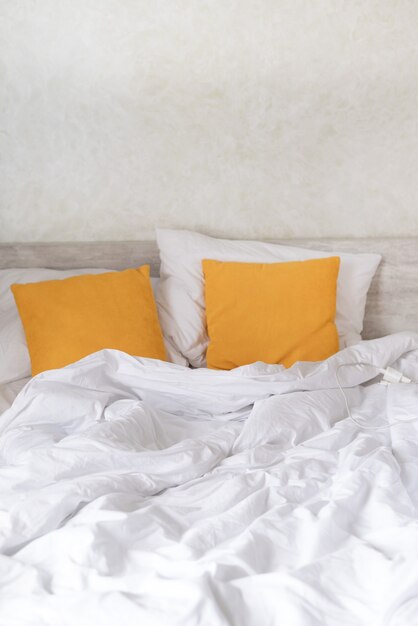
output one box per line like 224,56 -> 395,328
1,0 -> 418,242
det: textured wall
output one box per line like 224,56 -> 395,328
1,1 -> 418,242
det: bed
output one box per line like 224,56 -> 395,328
0,238 -> 418,626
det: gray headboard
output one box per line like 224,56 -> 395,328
0,238 -> 416,339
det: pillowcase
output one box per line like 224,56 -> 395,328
203,257 -> 340,369
0,268 -> 186,384
11,267 -> 166,376
156,229 -> 382,367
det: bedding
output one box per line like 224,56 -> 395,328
12,267 -> 167,375
1,332 -> 418,625
0,269 -> 186,384
203,257 -> 340,369
0,377 -> 29,415
156,229 -> 382,367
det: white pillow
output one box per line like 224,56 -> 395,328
156,229 -> 382,367
0,267 -> 187,384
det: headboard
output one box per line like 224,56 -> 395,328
0,238 -> 416,340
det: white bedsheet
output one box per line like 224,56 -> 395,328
1,333 -> 418,626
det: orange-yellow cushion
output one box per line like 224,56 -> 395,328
11,266 -> 167,375
202,257 -> 340,370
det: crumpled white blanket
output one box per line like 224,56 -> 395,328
1,332 -> 418,626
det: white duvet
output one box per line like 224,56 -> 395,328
1,333 -> 418,626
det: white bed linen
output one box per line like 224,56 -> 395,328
0,377 -> 30,415
1,333 -> 418,625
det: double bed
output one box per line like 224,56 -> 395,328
0,237 -> 417,626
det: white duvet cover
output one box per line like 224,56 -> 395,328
1,333 -> 418,626
0,378 -> 29,416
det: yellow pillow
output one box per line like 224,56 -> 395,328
11,266 -> 167,375
202,257 -> 340,370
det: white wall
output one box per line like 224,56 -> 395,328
1,0 -> 418,242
